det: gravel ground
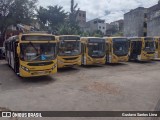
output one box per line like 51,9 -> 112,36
0,60 -> 160,120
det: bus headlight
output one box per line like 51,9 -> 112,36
21,65 -> 29,72
58,60 -> 63,63
51,64 -> 57,70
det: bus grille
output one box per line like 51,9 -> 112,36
63,57 -> 79,60
27,61 -> 53,66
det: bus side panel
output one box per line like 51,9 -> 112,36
8,43 -> 11,66
13,41 -> 19,73
10,41 -> 14,69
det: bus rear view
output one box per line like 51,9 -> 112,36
81,37 -> 106,65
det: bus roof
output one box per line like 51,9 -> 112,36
22,33 -> 54,36
81,37 -> 103,39
103,37 -> 127,39
128,37 -> 154,39
58,35 -> 80,37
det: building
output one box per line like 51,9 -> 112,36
106,23 -> 114,36
86,18 -> 106,35
76,10 -> 87,31
124,7 -> 148,37
147,2 -> 160,36
110,19 -> 124,32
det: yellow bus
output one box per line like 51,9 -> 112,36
5,33 -> 57,77
154,37 -> 160,59
56,35 -> 81,68
129,37 -> 155,61
104,37 -> 130,63
81,37 -> 106,65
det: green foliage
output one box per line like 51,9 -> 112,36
37,5 -> 67,33
81,31 -> 90,37
69,0 -> 79,26
37,0 -> 81,35
92,30 -> 103,37
112,32 -> 123,37
0,0 -> 37,36
58,22 -> 81,35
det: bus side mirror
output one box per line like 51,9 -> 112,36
17,45 -> 20,57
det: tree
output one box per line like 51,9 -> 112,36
92,30 -> 103,37
36,6 -> 48,30
69,0 -> 79,26
61,0 -> 81,35
0,0 -> 37,39
37,5 -> 67,33
58,21 -> 81,35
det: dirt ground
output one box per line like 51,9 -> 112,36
0,60 -> 160,120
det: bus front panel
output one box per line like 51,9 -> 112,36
58,36 -> 81,68
107,38 -> 129,63
84,38 -> 106,65
19,42 -> 57,77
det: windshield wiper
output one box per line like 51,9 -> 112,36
30,54 -> 41,61
29,41 -> 38,53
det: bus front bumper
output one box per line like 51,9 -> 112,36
19,67 -> 57,77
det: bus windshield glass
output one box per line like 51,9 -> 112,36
88,38 -> 106,58
144,38 -> 155,53
21,35 -> 55,41
59,37 -> 81,56
113,38 -> 129,56
20,43 -> 56,61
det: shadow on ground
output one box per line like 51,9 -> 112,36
58,67 -> 80,73
129,60 -> 156,64
106,63 -> 128,66
81,65 -> 104,68
20,75 -> 55,83
0,62 -> 57,91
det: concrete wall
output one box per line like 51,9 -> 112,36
124,7 -> 147,37
87,19 -> 106,34
76,10 -> 87,30
147,3 -> 160,36
98,23 -> 106,35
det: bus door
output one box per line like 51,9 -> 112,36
106,42 -> 109,62
13,41 -> 19,73
130,40 -> 142,59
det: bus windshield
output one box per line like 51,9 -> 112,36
88,39 -> 106,58
145,41 -> 155,53
145,38 -> 156,53
59,40 -> 81,56
20,43 -> 56,61
113,38 -> 129,56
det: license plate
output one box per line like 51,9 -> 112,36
37,71 -> 46,74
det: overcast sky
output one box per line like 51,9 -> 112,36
38,0 -> 158,23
